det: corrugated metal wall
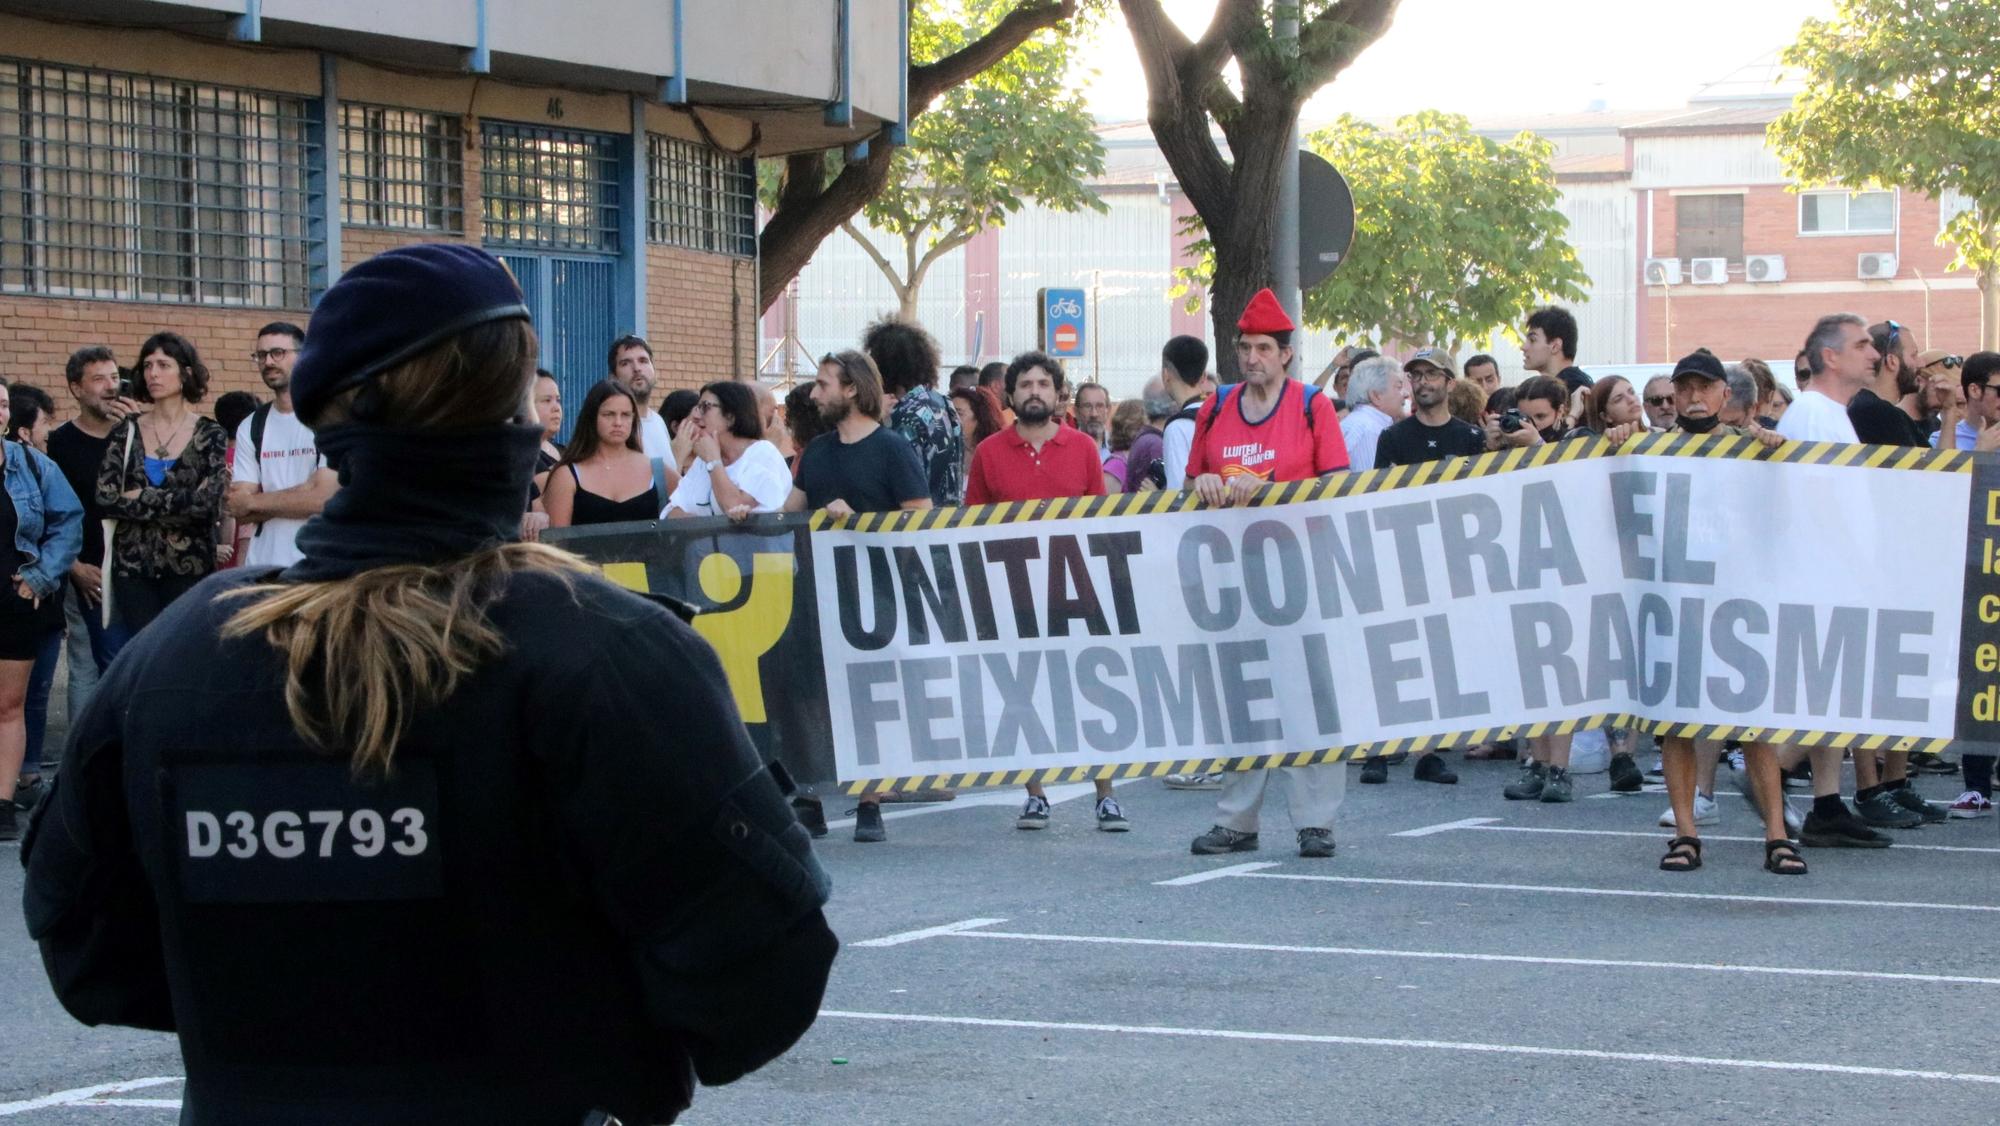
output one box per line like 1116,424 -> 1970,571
790,218 -> 967,361
1630,135 -> 1785,188
1563,181 -> 1637,371
994,192 -> 1175,398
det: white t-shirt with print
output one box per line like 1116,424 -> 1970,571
664,439 -> 791,517
1774,389 -> 1858,444
232,405 -> 325,568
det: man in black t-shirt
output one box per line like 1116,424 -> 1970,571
1837,319 -> 1949,831
1356,348 -> 1485,788
1524,305 -> 1593,396
1374,349 -> 1487,469
783,348 -> 930,844
44,346 -> 143,726
1848,319 -> 1938,449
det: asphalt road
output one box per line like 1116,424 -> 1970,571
2,753 -> 1995,1124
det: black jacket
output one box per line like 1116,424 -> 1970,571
23,567 -> 836,1125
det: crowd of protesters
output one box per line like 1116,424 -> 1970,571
6,299 -> 1991,877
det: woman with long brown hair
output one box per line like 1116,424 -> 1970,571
23,244 -> 835,1124
542,379 -> 666,527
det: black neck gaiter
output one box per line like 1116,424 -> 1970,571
283,423 -> 540,584
1677,414 -> 1722,435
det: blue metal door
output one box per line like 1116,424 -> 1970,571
496,252 -> 614,443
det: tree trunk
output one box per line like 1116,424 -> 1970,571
1190,105 -> 1293,381
755,0 -> 1081,313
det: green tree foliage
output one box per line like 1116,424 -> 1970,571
758,0 -> 1089,312
845,0 -> 1107,320
1301,112 -> 1588,350
1769,0 -> 2000,347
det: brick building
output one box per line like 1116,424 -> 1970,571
0,0 -> 907,428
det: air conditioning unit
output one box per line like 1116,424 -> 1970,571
1745,254 -> 1787,283
1690,257 -> 1729,285
1643,258 -> 1682,285
1858,253 -> 1898,280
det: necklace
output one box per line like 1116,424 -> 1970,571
147,413 -> 190,459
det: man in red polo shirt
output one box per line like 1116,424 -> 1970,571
1187,288 -> 1352,859
965,351 -> 1128,834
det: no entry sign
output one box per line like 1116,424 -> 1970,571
1037,287 -> 1087,359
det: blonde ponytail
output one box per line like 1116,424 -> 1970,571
222,545 -> 588,773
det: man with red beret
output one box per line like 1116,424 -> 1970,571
1185,288 -> 1352,859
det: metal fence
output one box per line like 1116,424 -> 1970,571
339,103 -> 463,232
0,57 -> 316,308
479,121 -> 619,251
646,134 -> 753,257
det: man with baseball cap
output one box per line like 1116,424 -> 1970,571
1185,288 -> 1352,859
1356,347 -> 1488,787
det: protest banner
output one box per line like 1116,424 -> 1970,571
551,433 -> 1994,794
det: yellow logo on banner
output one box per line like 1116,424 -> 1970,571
692,553 -> 794,723
595,555 -> 794,723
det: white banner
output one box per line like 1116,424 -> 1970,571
812,455 -> 1970,784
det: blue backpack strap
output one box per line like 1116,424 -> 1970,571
650,457 -> 670,506
1299,382 -> 1320,431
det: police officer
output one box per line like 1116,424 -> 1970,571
23,244 -> 837,1125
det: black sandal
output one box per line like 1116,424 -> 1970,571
1764,839 -> 1808,876
1659,836 -> 1702,872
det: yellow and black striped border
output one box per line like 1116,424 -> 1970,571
811,433 -> 1973,535
838,715 -> 1951,794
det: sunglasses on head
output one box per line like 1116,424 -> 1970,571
1869,319 -> 1904,348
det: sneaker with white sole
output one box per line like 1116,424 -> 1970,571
1016,794 -> 1051,830
1163,772 -> 1224,790
1657,792 -> 1719,827
1947,791 -> 1995,818
1095,796 -> 1129,832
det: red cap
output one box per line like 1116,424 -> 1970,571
1236,288 -> 1295,335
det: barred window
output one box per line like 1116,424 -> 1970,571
0,58 -> 314,307
480,122 -> 618,251
647,134 -> 754,257
339,104 -> 463,231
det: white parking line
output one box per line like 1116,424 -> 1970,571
1226,870 -> 2000,913
0,1078 -> 181,1117
851,918 -> 1009,948
1391,817 -> 1501,837
895,923 -> 2000,986
1447,822 -> 2000,855
817,1010 -> 2000,1085
1153,861 -> 1281,886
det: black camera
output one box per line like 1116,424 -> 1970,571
1498,408 -> 1527,433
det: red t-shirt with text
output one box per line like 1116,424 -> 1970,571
1185,381 -> 1350,483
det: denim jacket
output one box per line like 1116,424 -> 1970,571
7,440 -> 84,599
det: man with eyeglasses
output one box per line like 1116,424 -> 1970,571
224,322 -> 336,568
1641,375 -> 1677,431
1911,349 -> 1966,446
1932,351 -> 2000,453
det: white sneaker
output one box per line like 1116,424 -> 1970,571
1163,772 -> 1223,790
1657,793 -> 1719,827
